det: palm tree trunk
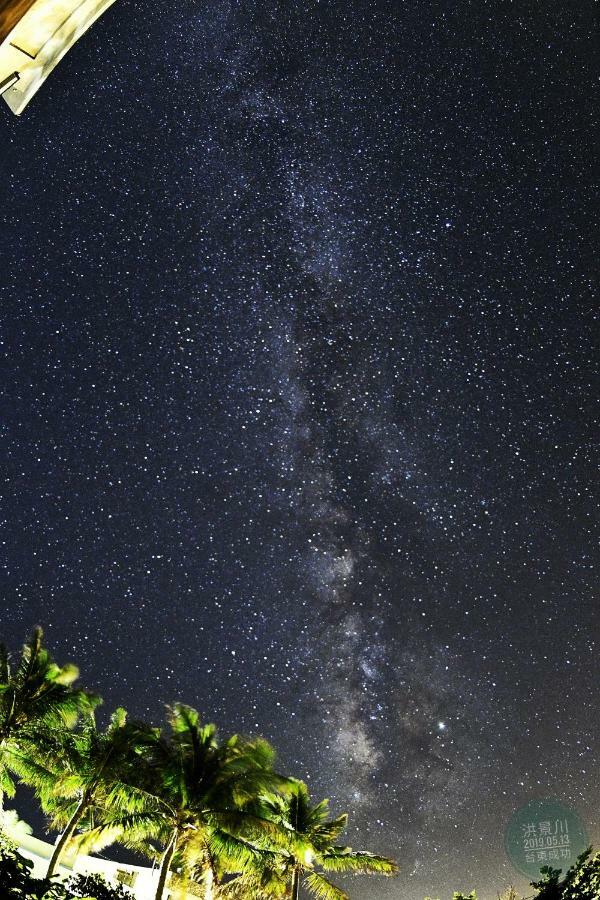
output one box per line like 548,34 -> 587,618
204,864 -> 214,900
47,795 -> 88,878
291,868 -> 300,900
154,830 -> 178,900
0,737 -> 8,814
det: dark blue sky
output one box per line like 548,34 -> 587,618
0,1 -> 597,897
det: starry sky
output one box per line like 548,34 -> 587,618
0,1 -> 598,898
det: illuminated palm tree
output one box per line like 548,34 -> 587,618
9,706 -> 157,878
191,824 -> 290,899
254,782 -> 398,900
0,627 -> 98,812
214,848 -> 288,900
81,704 -> 292,900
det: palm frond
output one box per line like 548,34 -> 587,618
208,808 -> 300,854
321,847 -> 398,875
75,810 -> 170,853
0,765 -> 16,798
312,813 -> 348,846
303,871 -> 349,900
206,827 -> 282,875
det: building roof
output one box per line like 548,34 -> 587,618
0,0 -> 117,114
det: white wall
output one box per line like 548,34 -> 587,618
2,810 -> 166,899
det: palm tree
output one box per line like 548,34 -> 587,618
83,704 -> 293,900
0,627 -> 98,812
255,782 -> 398,900
9,706 -> 157,878
190,824 -> 290,899
214,848 -> 288,899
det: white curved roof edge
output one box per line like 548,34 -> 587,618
0,0 -> 118,114
1,808 -> 200,899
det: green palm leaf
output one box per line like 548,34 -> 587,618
303,871 -> 350,900
321,847 -> 399,875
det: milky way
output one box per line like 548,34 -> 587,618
0,1 -> 597,897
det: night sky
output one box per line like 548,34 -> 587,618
0,1 -> 598,898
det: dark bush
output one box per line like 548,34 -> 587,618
68,872 -> 134,899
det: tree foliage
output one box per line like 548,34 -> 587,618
0,630 -> 398,900
431,848 -> 600,900
530,848 -> 600,900
68,872 -> 135,899
222,780 -> 398,900
0,628 -> 98,807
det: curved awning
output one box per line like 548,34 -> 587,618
0,0 -> 117,114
